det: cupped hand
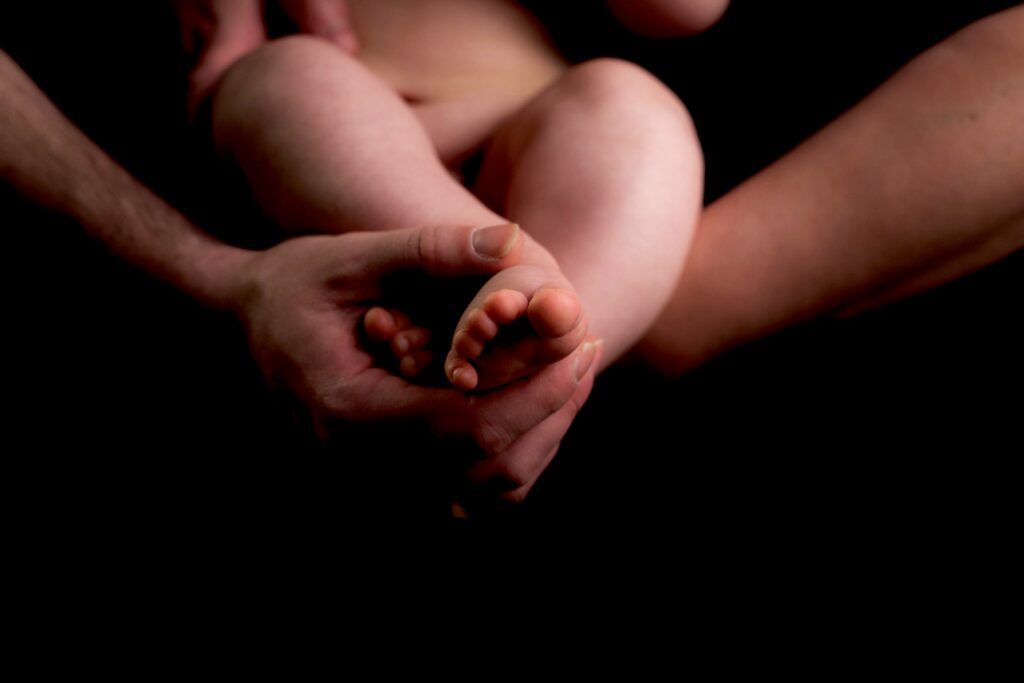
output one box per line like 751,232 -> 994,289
226,223 -> 600,502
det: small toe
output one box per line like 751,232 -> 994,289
364,307 -> 414,342
400,351 -> 433,378
483,290 -> 529,325
453,329 -> 485,359
452,364 -> 479,391
363,307 -> 396,342
446,352 -> 479,391
466,309 -> 500,341
391,327 -> 431,357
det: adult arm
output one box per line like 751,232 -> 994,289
0,50 -> 597,500
641,5 -> 1024,375
0,49 -> 249,310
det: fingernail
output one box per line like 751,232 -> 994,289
393,336 -> 409,354
451,366 -> 463,386
472,223 -> 520,260
573,342 -> 597,383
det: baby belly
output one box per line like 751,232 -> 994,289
347,0 -> 567,103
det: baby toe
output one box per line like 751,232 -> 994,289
453,329 -> 485,359
363,307 -> 396,342
466,308 -> 500,341
445,351 -> 479,391
391,327 -> 431,357
483,290 -> 530,325
527,288 -> 583,338
363,306 -> 414,342
399,351 -> 433,378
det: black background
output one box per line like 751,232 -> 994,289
2,1 -> 1020,564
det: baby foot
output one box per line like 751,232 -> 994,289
444,263 -> 587,391
363,306 -> 436,379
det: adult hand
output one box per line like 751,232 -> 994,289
173,0 -> 359,116
228,223 -> 601,503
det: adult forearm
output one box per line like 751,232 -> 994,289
0,51 -> 252,310
642,6 -> 1024,374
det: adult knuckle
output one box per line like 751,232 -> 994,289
472,414 -> 517,455
406,227 -> 432,271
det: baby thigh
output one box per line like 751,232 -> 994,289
212,36 -> 501,235
472,59 -> 705,367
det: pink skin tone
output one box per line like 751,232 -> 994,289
640,5 -> 1024,374
175,0 -> 360,117
175,0 -> 710,503
163,0 -> 1019,501
209,9 -> 703,393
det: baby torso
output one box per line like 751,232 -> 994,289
347,0 -> 567,103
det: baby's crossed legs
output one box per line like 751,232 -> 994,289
212,36 -> 703,388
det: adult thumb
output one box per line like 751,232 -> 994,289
361,223 -> 524,279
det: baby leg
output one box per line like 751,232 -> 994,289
212,35 -> 586,384
212,35 -> 496,235
463,58 -> 705,371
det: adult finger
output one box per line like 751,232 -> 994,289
465,357 -> 598,503
279,0 -> 360,53
321,366 -> 464,426
466,339 -> 602,457
352,222 -> 525,280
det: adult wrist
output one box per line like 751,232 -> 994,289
185,240 -> 259,313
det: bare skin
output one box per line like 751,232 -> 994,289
640,5 -> 1024,375
211,0 -> 704,391
0,48 -> 603,506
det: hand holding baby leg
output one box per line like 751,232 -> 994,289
362,226 -> 589,392
443,238 -> 588,391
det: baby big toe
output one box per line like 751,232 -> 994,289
527,288 -> 583,338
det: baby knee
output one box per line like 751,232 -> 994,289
212,35 -> 354,140
219,34 -> 352,97
554,59 -> 700,155
563,59 -> 693,123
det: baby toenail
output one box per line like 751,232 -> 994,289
573,342 -> 596,383
472,223 -> 520,260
